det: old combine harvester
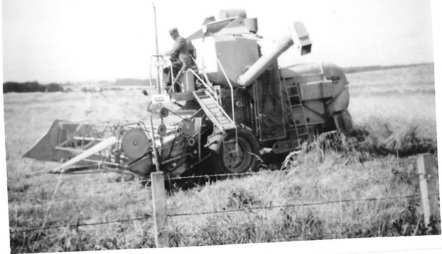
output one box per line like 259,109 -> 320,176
24,10 -> 352,178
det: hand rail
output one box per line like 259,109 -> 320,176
191,56 -> 216,101
150,55 -> 176,93
215,59 -> 235,123
216,58 -> 238,152
150,55 -> 164,92
188,69 -> 217,98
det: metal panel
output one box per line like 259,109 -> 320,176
300,80 -> 335,100
214,36 -> 260,85
254,63 -> 287,142
193,36 -> 259,86
193,37 -> 218,73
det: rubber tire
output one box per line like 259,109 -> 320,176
334,109 -> 353,135
220,128 -> 260,173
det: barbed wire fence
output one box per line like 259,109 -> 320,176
9,154 -> 440,249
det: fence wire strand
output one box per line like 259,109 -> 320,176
12,192 -> 438,234
12,215 -> 152,234
165,170 -> 270,181
167,193 -> 427,218
176,231 -> 342,242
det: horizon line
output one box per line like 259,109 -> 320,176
3,61 -> 434,84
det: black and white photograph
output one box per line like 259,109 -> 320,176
1,0 -> 441,253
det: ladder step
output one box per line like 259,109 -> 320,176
193,89 -> 236,132
289,98 -> 301,105
306,80 -> 331,86
284,82 -> 309,142
291,97 -> 301,101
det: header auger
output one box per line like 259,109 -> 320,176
24,9 -> 353,178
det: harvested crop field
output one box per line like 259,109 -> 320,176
4,63 -> 440,253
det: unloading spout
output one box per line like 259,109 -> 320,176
237,22 -> 311,87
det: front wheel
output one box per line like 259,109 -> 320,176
220,128 -> 260,173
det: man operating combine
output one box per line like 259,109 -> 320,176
163,27 -> 196,93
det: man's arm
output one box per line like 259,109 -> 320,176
164,38 -> 186,56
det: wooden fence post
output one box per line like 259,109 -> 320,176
151,171 -> 168,248
417,154 -> 440,227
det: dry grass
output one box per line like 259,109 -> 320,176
4,64 -> 440,252
164,153 -> 427,246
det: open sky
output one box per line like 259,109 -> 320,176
2,0 -> 434,83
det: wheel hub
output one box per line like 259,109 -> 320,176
222,137 -> 253,173
121,128 -> 150,160
223,142 -> 243,168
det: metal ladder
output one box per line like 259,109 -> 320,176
193,89 -> 236,133
285,82 -> 310,145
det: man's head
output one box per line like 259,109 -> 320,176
169,27 -> 179,40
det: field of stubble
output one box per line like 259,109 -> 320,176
4,64 -> 439,253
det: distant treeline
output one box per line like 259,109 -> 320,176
114,78 -> 153,86
343,63 -> 433,74
3,82 -> 65,93
3,63 -> 432,93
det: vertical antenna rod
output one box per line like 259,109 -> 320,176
152,3 -> 161,94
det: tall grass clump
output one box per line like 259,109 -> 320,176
162,132 -> 439,247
